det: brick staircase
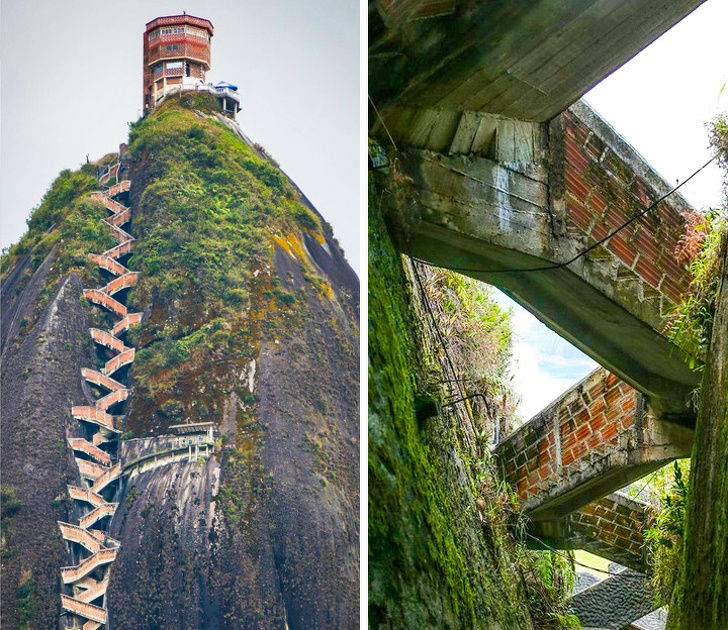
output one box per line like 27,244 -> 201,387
59,161 -> 141,629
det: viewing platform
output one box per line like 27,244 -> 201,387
120,424 -> 217,479
153,80 -> 241,118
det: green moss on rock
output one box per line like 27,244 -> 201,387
368,191 -> 536,629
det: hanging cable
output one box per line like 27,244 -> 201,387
411,261 -> 467,404
368,94 -> 398,152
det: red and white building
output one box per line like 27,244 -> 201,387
143,14 -> 214,112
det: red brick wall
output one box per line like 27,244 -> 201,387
147,41 -> 211,67
497,368 -> 638,504
145,14 -> 213,33
570,493 -> 647,570
106,180 -> 130,197
562,111 -> 693,304
103,272 -> 138,296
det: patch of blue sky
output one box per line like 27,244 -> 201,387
490,288 -> 597,422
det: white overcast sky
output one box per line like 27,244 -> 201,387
0,0 -> 359,273
500,0 -> 728,422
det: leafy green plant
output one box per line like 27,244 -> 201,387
420,264 -> 518,434
666,113 -> 728,373
16,576 -> 36,628
667,208 -> 727,367
644,461 -> 690,604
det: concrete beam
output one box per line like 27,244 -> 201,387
392,147 -> 696,413
370,0 -> 706,121
379,102 -> 700,416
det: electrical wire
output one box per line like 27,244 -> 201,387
416,155 -> 716,275
368,94 -> 397,152
411,261 -> 467,403
404,170 -> 679,580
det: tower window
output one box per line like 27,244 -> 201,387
165,44 -> 179,51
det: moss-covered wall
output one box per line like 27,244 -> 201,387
368,186 -> 537,629
667,230 -> 728,629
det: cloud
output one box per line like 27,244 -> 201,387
491,290 -> 597,422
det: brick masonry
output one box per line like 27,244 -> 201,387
569,570 -> 656,630
571,493 -> 648,571
495,367 -> 691,519
533,492 -> 649,572
557,104 -> 696,309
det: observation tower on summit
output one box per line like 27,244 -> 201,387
142,14 -> 240,117
143,14 -> 213,113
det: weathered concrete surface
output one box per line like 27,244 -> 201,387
382,102 -> 698,417
570,569 -> 657,629
370,0 -> 706,121
533,492 -> 650,573
495,367 -> 692,518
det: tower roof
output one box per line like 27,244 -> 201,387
145,14 -> 214,35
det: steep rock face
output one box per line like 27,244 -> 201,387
108,456 -> 223,629
1,95 -> 358,629
0,259 -> 95,629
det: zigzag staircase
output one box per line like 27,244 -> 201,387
59,159 -> 141,630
